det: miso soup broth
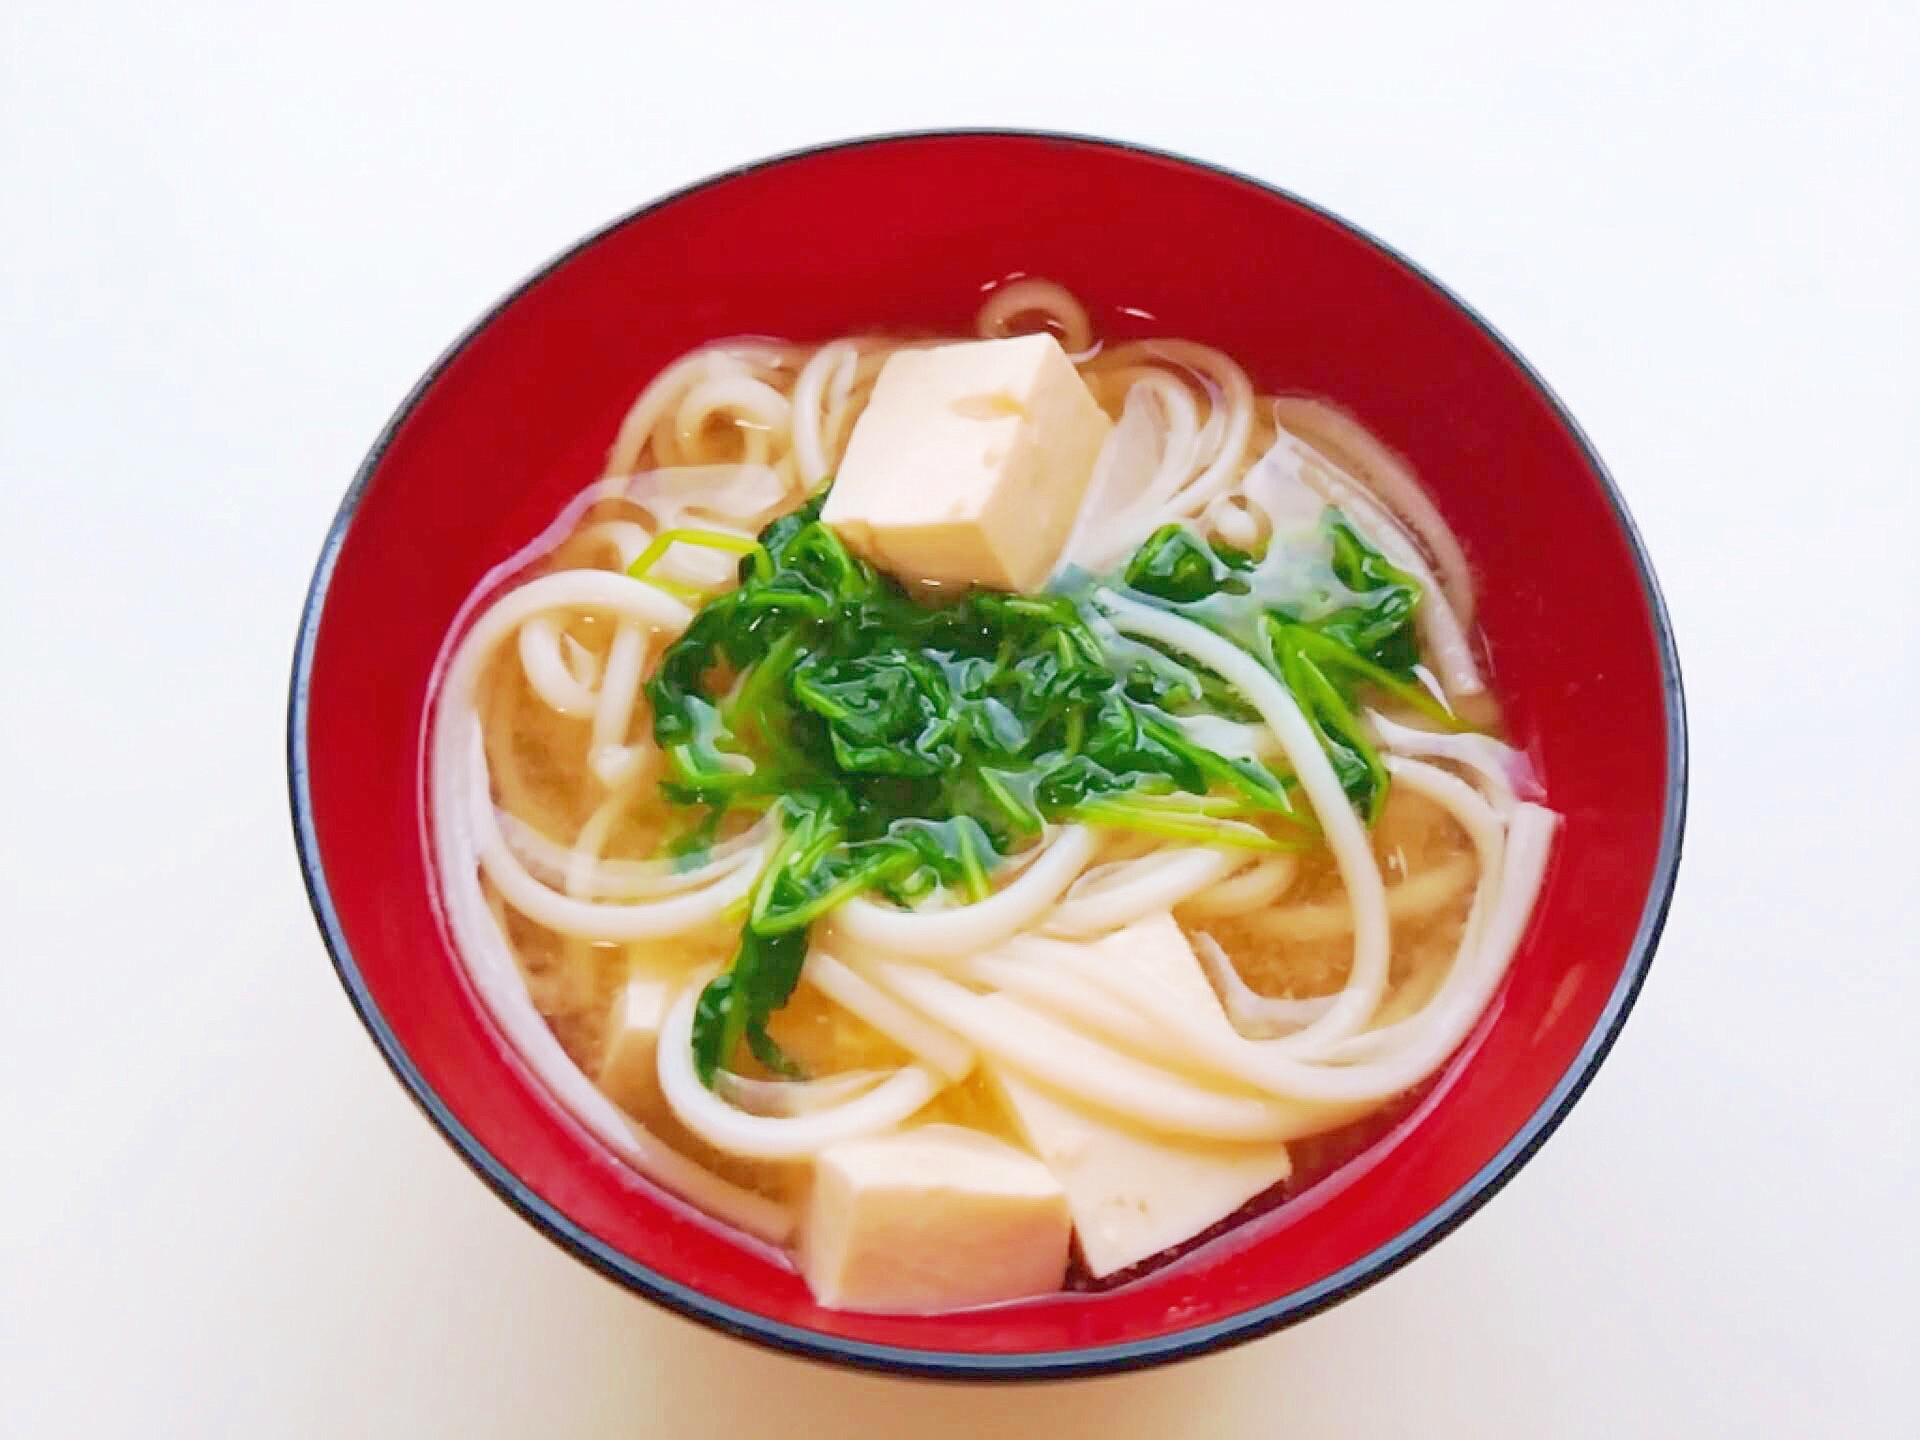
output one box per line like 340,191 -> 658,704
428,278 -> 1558,1313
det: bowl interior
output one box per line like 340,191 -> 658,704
293,133 -> 1679,1373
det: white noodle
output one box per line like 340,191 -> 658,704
1126,371 -> 1206,512
1094,592 -> 1390,1055
959,943 -> 1220,1077
1369,710 -> 1541,816
1056,383 -> 1167,572
588,622 -> 650,786
496,812 -> 770,901
560,634 -> 598,686
714,1068 -> 889,1117
1206,496 -> 1262,550
804,951 -> 975,1082
1063,351 -> 1250,571
977,276 -> 1095,356
561,763 -> 655,899
629,463 -> 790,528
657,975 -> 944,1159
459,569 -> 692,656
432,570 -> 748,940
578,519 -> 652,570
674,375 -> 791,468
476,793 -> 762,942
1320,759 -> 1508,1063
791,341 -> 860,487
1041,847 -> 1238,938
1240,855 -> 1476,944
1059,774 -> 1557,1103
869,963 -> 1310,1142
604,349 -> 749,485
1171,712 -> 1278,763
829,826 -> 1097,960
517,616 -> 599,715
1192,930 -> 1333,1037
429,715 -> 791,1242
1177,854 -> 1300,918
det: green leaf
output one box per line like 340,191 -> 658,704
1123,524 -> 1256,603
745,1020 -> 803,1079
689,972 -> 737,1086
1270,619 -> 1392,822
1314,518 -> 1423,673
1285,626 -> 1464,731
689,921 -> 812,1086
659,488 -> 1455,1085
1070,795 -> 1298,850
789,651 -> 960,777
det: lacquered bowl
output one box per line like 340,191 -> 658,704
289,131 -> 1685,1379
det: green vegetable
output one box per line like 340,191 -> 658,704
1268,624 -> 1392,822
657,496 -> 1312,1084
688,924 -> 809,1084
626,527 -> 771,602
1269,515 -> 1462,815
1313,519 -> 1422,672
1123,525 -> 1254,603
1106,515 -> 1469,816
662,499 -> 1474,1083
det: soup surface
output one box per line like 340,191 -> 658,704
428,279 -> 1558,1312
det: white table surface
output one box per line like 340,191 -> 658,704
4,2 -> 1916,1435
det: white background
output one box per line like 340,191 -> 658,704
3,2 -> 1916,1435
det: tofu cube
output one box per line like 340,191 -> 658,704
989,915 -> 1294,1278
596,972 -> 675,1117
994,1073 -> 1292,1279
803,1124 -> 1071,1312
821,334 -> 1112,591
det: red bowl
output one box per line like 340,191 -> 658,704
288,132 -> 1685,1378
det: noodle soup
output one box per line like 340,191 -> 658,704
428,279 -> 1557,1312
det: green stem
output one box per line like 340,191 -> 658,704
754,847 -> 917,935
978,769 -> 1043,837
627,528 -> 770,590
954,824 -> 991,903
1288,627 -> 1466,731
1139,712 -> 1295,815
1070,796 -> 1295,850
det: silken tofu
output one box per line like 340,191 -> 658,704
821,334 -> 1112,591
596,971 -> 675,1117
803,1125 -> 1071,1312
989,915 -> 1295,1278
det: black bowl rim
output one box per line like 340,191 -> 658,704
287,127 -> 1688,1382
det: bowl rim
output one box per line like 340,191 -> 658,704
286,127 -> 1688,1381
